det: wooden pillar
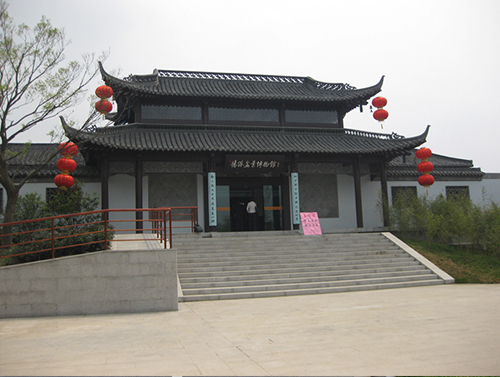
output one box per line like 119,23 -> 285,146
101,155 -> 109,210
135,154 -> 143,233
353,156 -> 364,229
281,174 -> 291,230
380,159 -> 390,227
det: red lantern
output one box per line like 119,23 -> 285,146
95,85 -> 113,99
57,158 -> 77,173
55,141 -> 78,190
416,147 -> 434,192
417,161 -> 434,173
58,142 -> 78,157
95,99 -> 113,115
415,147 -> 432,160
373,109 -> 389,122
371,96 -> 388,128
418,174 -> 435,187
372,96 -> 387,109
54,174 -> 75,190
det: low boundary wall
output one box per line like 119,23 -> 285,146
0,249 -> 178,318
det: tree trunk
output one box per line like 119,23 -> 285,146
1,189 -> 19,247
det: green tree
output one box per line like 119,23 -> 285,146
0,1 -> 103,244
2,181 -> 113,265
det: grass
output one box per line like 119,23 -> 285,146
403,238 -> 500,284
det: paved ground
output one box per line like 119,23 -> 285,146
1,284 -> 499,376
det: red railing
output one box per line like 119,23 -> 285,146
0,207 -> 198,264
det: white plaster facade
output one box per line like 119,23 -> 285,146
5,163 -> 499,234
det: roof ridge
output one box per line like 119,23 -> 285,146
150,70 -> 358,91
156,70 -> 306,84
82,123 -> 404,141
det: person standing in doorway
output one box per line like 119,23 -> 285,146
247,199 -> 258,231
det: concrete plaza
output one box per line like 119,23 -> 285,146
1,284 -> 499,376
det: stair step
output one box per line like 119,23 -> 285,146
181,274 -> 439,295
180,265 -> 428,283
179,279 -> 445,302
178,261 -> 422,278
181,269 -> 434,289
177,257 -> 419,273
177,251 -> 409,266
176,232 -> 449,301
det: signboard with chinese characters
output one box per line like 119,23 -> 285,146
300,212 -> 322,235
208,172 -> 217,226
225,155 -> 285,175
291,172 -> 300,225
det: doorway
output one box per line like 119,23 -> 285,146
216,183 -> 283,232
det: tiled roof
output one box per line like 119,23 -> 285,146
66,124 -> 429,156
388,151 -> 484,178
100,63 -> 383,111
6,144 -> 99,178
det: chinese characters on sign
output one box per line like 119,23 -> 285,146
208,172 -> 217,226
291,172 -> 300,225
229,159 -> 280,169
225,155 -> 285,174
300,212 -> 322,235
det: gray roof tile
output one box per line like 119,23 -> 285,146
100,63 -> 383,111
387,150 -> 484,178
67,124 -> 429,157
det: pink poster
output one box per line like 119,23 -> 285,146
300,212 -> 322,235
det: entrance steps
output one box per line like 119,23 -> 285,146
176,231 -> 451,302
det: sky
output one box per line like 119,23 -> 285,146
7,0 -> 500,172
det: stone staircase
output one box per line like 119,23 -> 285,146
176,231 -> 449,302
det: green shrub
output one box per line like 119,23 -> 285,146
387,192 -> 500,254
390,190 -> 430,240
483,202 -> 500,253
2,182 -> 114,265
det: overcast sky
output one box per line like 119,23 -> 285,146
7,0 -> 500,172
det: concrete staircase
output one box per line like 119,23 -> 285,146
176,231 -> 449,302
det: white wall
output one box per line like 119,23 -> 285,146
481,174 -> 500,205
108,174 -> 149,233
388,180 -> 494,205
12,181 -> 100,205
361,176 -> 383,229
316,174 -> 357,231
301,174 -> 500,233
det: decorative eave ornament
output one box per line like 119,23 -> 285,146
372,96 -> 389,128
416,147 -> 434,194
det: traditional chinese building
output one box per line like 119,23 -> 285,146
6,65 -> 497,232
62,63 -> 428,232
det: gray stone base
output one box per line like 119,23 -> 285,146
0,249 -> 178,318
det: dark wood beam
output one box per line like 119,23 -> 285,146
380,159 -> 390,227
135,154 -> 143,233
353,156 -> 363,228
101,155 -> 109,210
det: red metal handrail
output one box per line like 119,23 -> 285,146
0,206 -> 198,265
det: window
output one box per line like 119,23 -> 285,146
285,109 -> 338,124
46,187 -> 58,203
209,107 -> 279,123
141,105 -> 202,121
446,186 -> 470,200
391,186 -> 417,205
